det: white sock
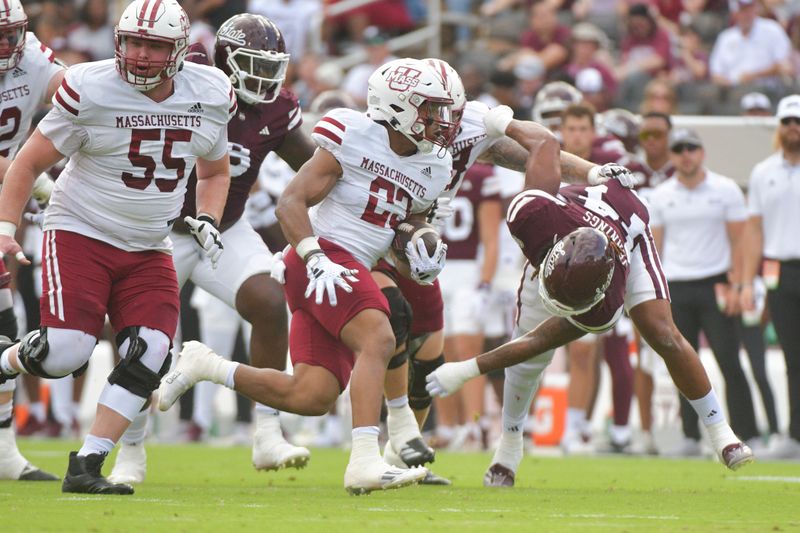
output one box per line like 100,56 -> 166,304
609,424 -> 631,445
0,400 -> 12,422
565,408 -> 587,436
121,410 -> 148,445
688,389 -> 725,426
501,377 -> 538,434
491,431 -> 524,472
255,403 -> 279,418
0,349 -> 18,376
386,395 -> 408,409
78,434 -> 116,457
29,402 -> 45,423
350,426 -> 381,462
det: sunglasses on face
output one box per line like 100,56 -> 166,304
780,117 -> 800,126
639,130 -> 666,141
671,143 -> 701,154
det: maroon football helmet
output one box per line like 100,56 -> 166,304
601,108 -> 640,153
214,14 -> 289,105
538,227 -> 616,317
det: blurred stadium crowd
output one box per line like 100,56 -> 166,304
7,0 -> 800,465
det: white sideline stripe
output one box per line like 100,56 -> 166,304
734,475 -> 800,483
550,513 -> 679,521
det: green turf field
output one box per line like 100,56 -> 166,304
4,440 -> 800,532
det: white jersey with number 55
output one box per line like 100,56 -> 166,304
310,108 -> 452,267
38,59 -> 236,252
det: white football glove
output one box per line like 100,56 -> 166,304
31,173 -> 54,205
483,105 -> 514,139
304,252 -> 360,306
184,215 -> 224,268
405,238 -> 447,286
425,359 -> 480,397
228,142 -> 252,178
588,163 -> 636,188
270,249 -> 287,285
426,197 -> 454,229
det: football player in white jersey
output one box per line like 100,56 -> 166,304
157,58 -> 458,494
0,0 -> 65,482
109,13 -> 314,487
0,0 -> 235,495
374,59 -> 636,481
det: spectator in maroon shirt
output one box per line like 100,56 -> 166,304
616,3 -> 674,110
565,22 -> 617,104
501,0 -> 571,78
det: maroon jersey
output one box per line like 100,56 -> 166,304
506,180 -> 652,331
181,44 -> 302,227
442,163 -> 502,260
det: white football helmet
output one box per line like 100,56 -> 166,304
367,58 -> 457,154
0,0 -> 27,73
532,81 -> 583,131
424,58 -> 466,146
115,0 -> 190,91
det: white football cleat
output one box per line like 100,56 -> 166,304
253,428 -> 311,470
108,442 -> 147,484
0,426 -> 58,481
158,341 -> 232,411
344,457 -> 427,495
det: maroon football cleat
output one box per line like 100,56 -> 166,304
483,463 -> 515,487
721,442 -> 754,471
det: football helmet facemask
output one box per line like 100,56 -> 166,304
367,58 -> 458,154
115,0 -> 190,91
538,227 -> 616,317
215,14 -> 289,105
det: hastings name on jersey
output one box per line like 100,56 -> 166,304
39,59 -> 235,253
0,33 -> 63,158
310,107 -> 452,267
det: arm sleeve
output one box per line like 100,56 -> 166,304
204,124 -> 229,161
310,109 -> 349,161
40,68 -> 88,156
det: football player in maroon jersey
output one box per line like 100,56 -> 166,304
426,116 -> 754,486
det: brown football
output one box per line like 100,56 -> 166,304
392,219 -> 440,261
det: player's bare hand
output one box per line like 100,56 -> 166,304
0,235 -> 29,265
425,359 -> 480,397
304,252 -> 359,306
405,239 -> 447,285
184,215 -> 224,269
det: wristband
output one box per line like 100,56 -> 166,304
0,220 -> 16,238
587,166 -> 601,185
196,212 -> 218,227
296,236 -> 322,262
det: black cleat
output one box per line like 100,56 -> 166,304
419,470 -> 451,486
19,463 -> 59,481
483,463 -> 515,487
398,437 -> 435,467
62,451 -> 134,495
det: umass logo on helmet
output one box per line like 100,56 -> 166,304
218,27 -> 247,46
387,66 -> 421,92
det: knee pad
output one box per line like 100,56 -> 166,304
18,328 -> 95,379
409,354 -> 444,410
381,287 -> 413,349
0,307 -> 16,339
109,327 -> 172,399
387,350 -> 408,370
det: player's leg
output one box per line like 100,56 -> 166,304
0,267 -> 58,481
110,231 -> 200,483
602,323 -> 635,452
374,270 -> 434,467
629,299 -> 753,469
560,337 -> 597,454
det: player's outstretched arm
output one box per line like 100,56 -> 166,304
426,315 -> 584,397
195,154 -> 231,224
275,127 -> 317,172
